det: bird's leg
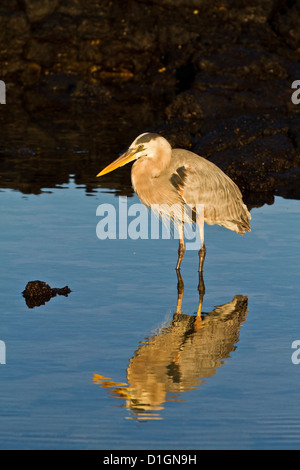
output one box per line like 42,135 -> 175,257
199,245 -> 206,273
176,269 -> 184,314
176,223 -> 185,271
198,220 -> 206,272
196,269 -> 205,318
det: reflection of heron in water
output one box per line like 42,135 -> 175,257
93,272 -> 248,420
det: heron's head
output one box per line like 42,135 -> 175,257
97,133 -> 171,177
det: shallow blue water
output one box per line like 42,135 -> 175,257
0,182 -> 299,449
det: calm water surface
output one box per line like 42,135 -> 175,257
0,182 -> 299,449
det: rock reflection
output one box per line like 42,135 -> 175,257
93,272 -> 248,420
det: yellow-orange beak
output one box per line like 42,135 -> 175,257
97,149 -> 138,177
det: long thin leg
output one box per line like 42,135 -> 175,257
176,223 -> 185,271
196,269 -> 205,317
198,220 -> 206,272
176,269 -> 184,314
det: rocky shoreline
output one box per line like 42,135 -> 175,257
0,0 -> 299,207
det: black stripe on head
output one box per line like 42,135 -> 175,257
134,133 -> 161,146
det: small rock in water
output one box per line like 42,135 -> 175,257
22,280 -> 71,309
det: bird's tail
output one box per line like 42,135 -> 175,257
221,203 -> 251,235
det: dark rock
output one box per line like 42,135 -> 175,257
25,39 -> 56,68
22,281 -> 71,309
270,0 -> 300,50
20,0 -> 60,23
165,90 -> 204,121
0,11 -> 30,57
0,0 -> 299,208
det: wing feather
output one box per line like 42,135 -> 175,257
168,149 -> 251,233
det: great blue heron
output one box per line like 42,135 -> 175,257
97,133 -> 251,271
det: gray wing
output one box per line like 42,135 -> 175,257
169,149 -> 251,234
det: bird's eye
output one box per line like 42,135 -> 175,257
137,145 -> 144,152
